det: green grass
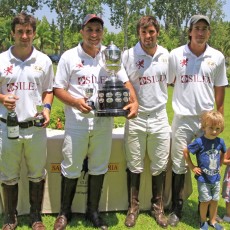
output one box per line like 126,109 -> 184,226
1,87 -> 229,229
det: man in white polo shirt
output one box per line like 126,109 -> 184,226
0,12 -> 54,230
53,14 -> 138,230
122,15 -> 171,228
168,15 -> 228,228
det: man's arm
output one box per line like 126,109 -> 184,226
214,86 -> 225,115
42,91 -> 53,127
53,88 -> 91,114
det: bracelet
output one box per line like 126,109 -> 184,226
44,103 -> 52,111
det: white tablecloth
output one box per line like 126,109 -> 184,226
0,128 -> 192,215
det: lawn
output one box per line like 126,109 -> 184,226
0,87 -> 229,229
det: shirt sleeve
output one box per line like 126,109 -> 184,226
168,50 -> 177,84
188,139 -> 201,154
53,52 -> 70,89
117,63 -> 129,83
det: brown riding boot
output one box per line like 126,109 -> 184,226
86,174 -> 108,230
1,183 -> 18,230
151,172 -> 168,228
29,180 -> 46,230
168,172 -> 185,227
53,175 -> 78,230
124,169 -> 140,228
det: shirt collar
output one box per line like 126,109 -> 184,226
185,43 -> 211,57
134,42 -> 163,57
9,46 -> 37,62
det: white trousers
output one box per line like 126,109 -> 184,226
171,114 -> 203,174
124,108 -> 171,176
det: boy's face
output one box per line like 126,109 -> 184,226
204,123 -> 222,140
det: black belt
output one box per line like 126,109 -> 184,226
0,118 -> 35,128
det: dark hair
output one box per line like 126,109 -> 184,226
136,16 -> 160,35
11,11 -> 36,33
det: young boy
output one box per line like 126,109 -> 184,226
184,110 -> 226,230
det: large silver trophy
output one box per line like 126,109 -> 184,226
96,42 -> 130,117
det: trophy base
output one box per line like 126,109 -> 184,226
95,109 -> 129,117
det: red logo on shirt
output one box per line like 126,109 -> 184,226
180,58 -> 188,67
4,65 -> 13,75
76,61 -> 84,68
136,59 -> 144,69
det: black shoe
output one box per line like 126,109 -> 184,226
86,211 -> 108,230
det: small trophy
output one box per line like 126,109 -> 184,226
96,42 -> 130,117
34,104 -> 45,127
83,85 -> 95,110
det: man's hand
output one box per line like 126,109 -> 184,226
2,95 -> 19,111
74,98 -> 92,114
123,101 -> 139,119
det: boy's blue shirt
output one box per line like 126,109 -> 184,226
188,135 -> 226,184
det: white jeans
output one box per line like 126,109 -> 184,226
124,108 -> 171,175
0,122 -> 47,185
61,123 -> 113,178
171,114 -> 203,174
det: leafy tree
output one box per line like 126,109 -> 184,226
0,17 -> 12,51
158,25 -> 180,52
103,0 -> 150,48
49,19 -> 60,54
151,0 -> 226,45
34,17 -> 54,52
43,0 -> 104,54
0,0 -> 43,17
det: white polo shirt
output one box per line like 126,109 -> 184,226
168,44 -> 228,116
54,43 -> 129,129
0,46 -> 54,122
122,42 -> 169,113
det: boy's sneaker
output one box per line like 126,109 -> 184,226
200,222 -> 209,230
216,215 -> 223,223
208,221 -> 225,230
223,215 -> 230,223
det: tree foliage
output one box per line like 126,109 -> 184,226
0,18 -> 12,51
151,0 -> 226,44
0,0 -> 43,17
42,0 -> 104,54
0,0 -> 229,59
103,0 -> 150,47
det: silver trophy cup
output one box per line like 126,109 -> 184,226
34,104 -> 45,127
84,86 -> 95,109
96,42 -> 130,117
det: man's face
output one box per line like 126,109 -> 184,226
80,21 -> 104,49
189,20 -> 210,45
11,24 -> 35,48
138,25 -> 159,50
